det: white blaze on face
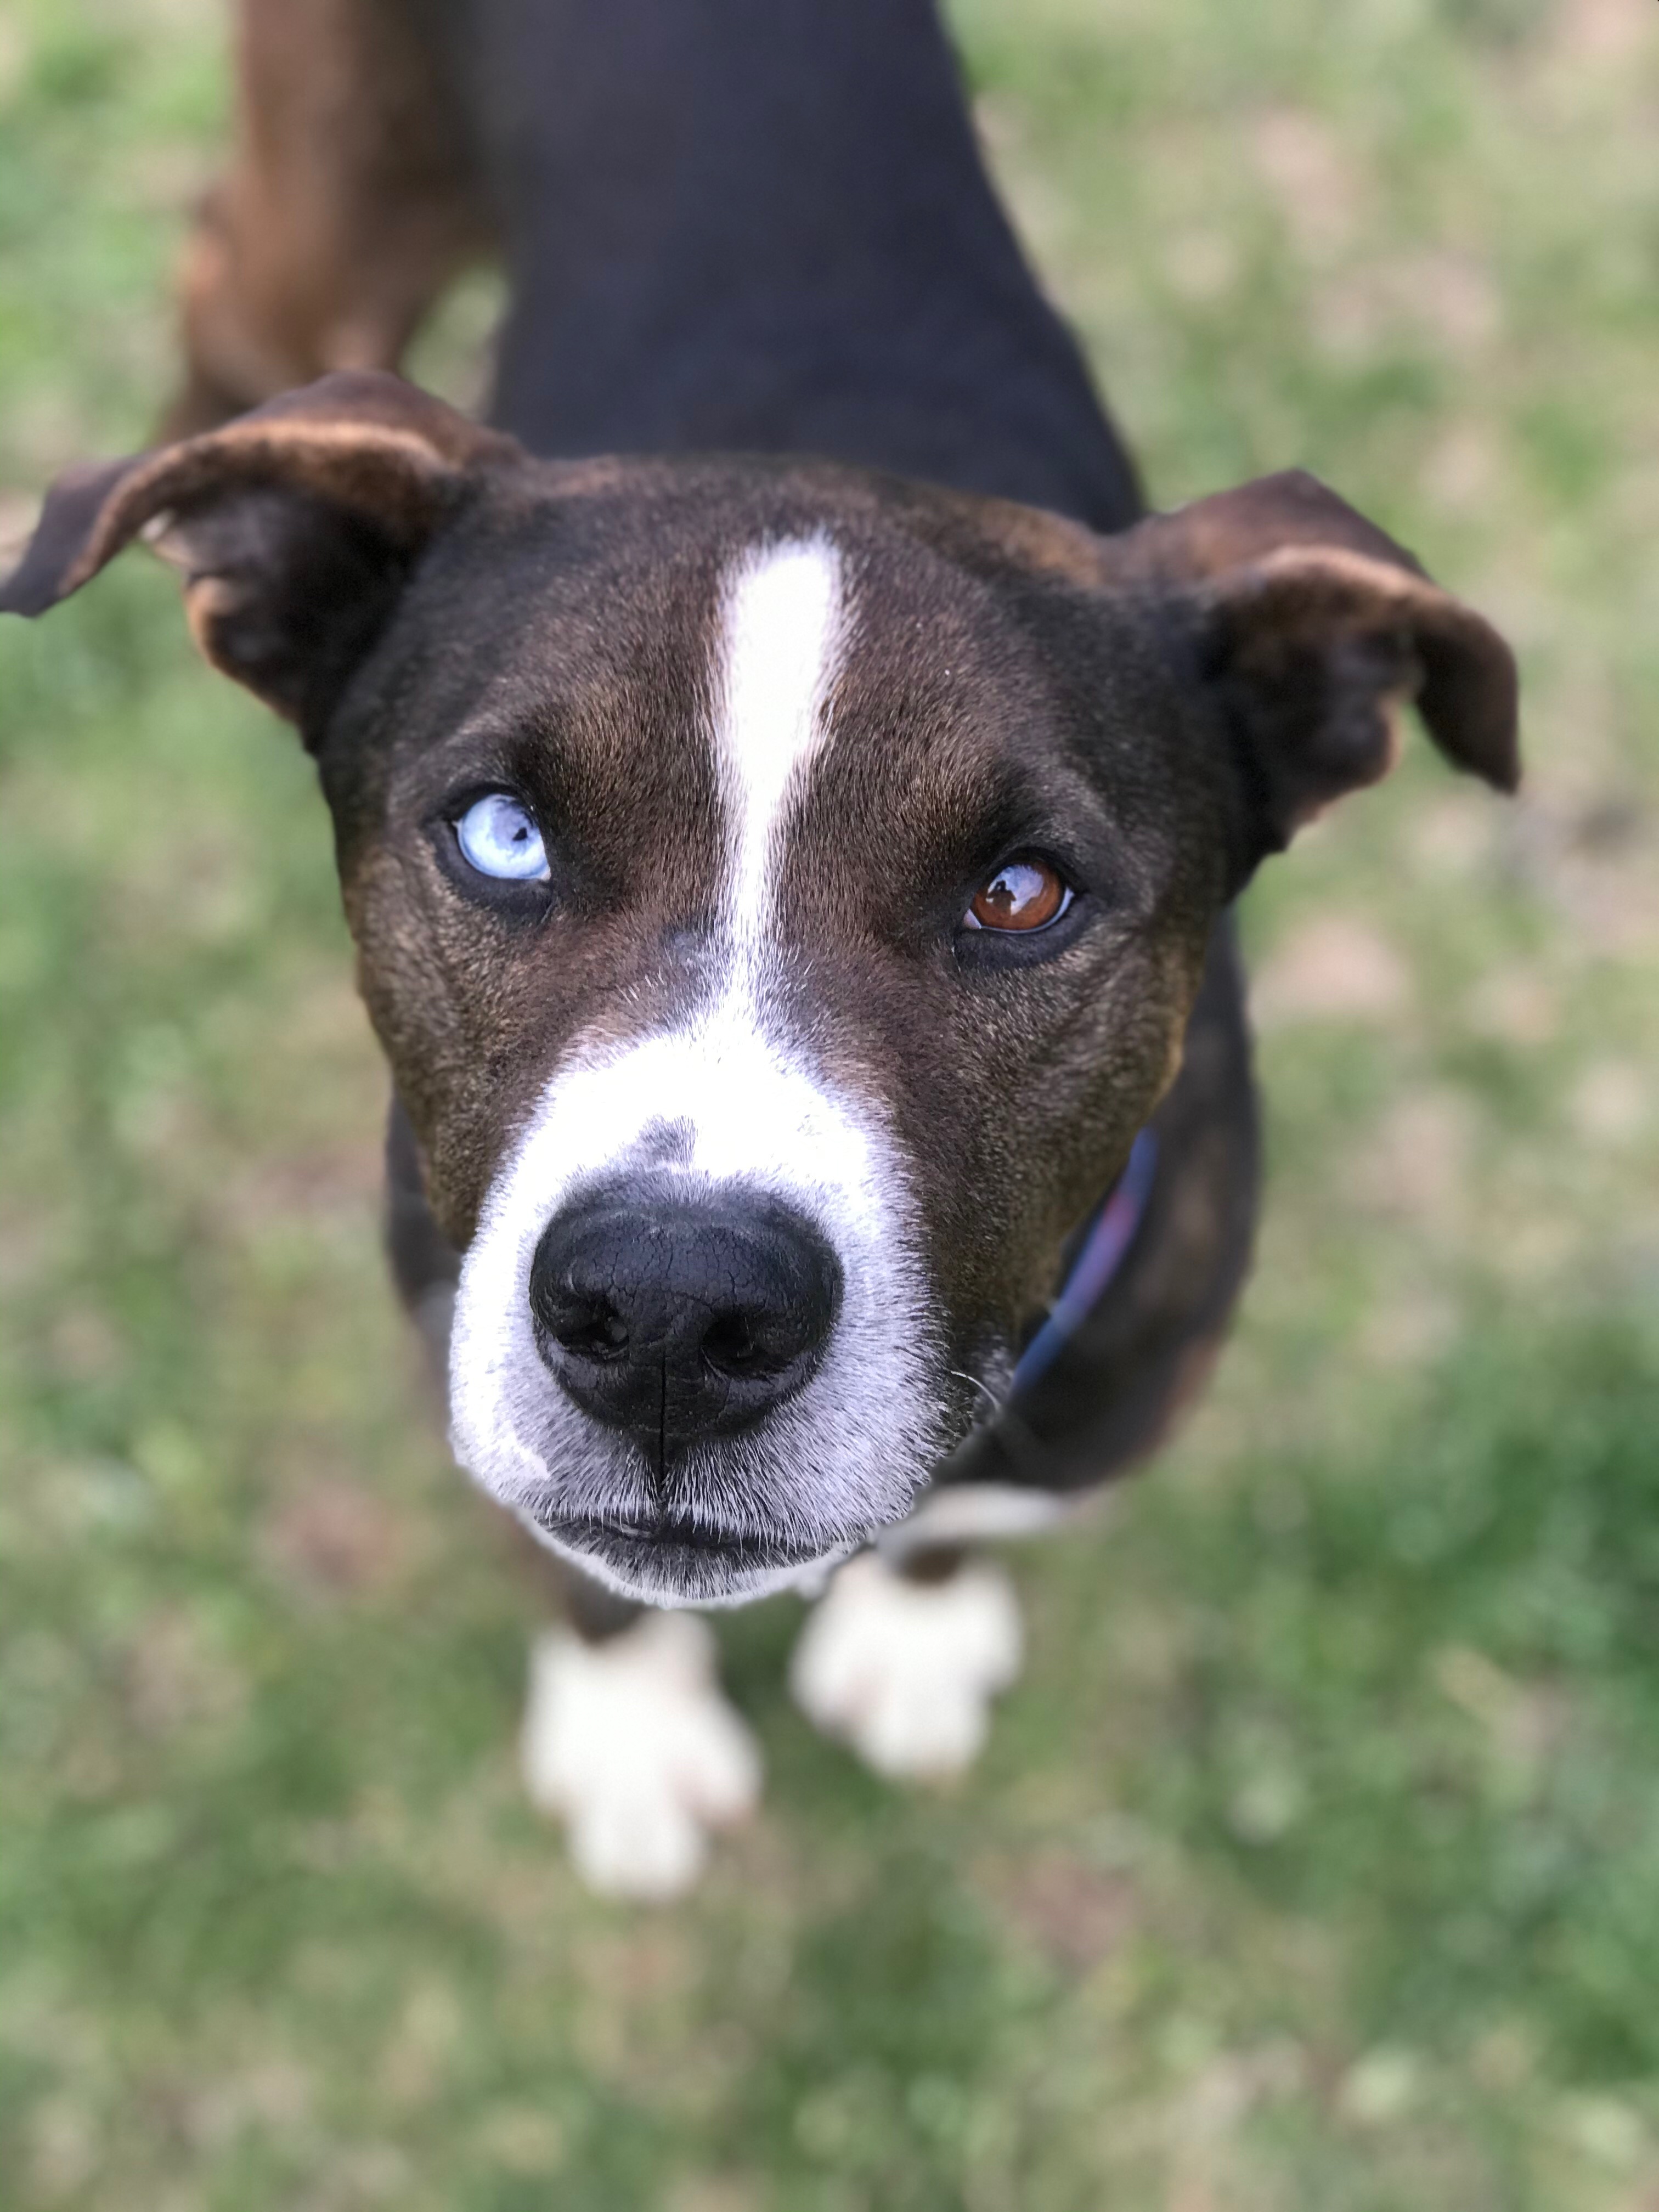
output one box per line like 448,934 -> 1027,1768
447,536 -> 945,1604
718,535 -> 845,952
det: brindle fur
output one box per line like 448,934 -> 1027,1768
163,0 -> 492,438
2,1 -> 1519,1637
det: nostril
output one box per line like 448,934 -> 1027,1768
700,1309 -> 755,1374
701,1307 -> 775,1377
700,1302 -> 820,1378
527,1251 -> 634,1372
556,1298 -> 630,1362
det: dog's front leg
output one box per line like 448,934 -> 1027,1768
519,1570 -> 763,1901
790,1547 -> 1023,1781
385,1098 -> 760,1896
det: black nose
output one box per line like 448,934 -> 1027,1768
528,1187 -> 843,1456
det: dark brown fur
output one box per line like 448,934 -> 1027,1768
0,380 -> 1516,1559
3,0 -> 1520,1634
118,6 -> 1514,1559
164,0 -> 490,437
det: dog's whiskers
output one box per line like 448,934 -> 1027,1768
949,1367 -> 1006,1425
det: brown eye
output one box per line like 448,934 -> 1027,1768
966,856 -> 1070,933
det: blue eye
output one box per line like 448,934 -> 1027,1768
455,792 -> 550,882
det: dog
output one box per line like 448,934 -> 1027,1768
2,0 -> 1519,1897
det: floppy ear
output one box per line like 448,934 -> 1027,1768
1112,469 -> 1519,891
0,371 -> 521,741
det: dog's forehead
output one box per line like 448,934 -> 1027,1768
411,461 -> 1111,842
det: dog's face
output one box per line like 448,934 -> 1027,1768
335,473 -> 1228,1600
3,375 -> 1518,1601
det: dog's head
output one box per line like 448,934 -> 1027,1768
4,374 -> 1518,1601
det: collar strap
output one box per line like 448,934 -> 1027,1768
1010,1127 -> 1159,1395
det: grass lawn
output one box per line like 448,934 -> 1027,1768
3,0 -> 1658,2205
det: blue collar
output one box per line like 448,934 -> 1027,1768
1009,1127 -> 1159,1394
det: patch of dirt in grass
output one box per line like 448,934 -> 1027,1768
973,1847 -> 1139,1974
1251,915 -> 1415,1028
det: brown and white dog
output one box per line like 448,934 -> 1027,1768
2,0 -> 1519,1895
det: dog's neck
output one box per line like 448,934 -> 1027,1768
466,0 -> 1140,527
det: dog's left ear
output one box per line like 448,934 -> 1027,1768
1109,469 -> 1519,892
0,371 -> 521,742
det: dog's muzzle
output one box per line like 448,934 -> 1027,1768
447,1041 -> 946,1604
528,1182 -> 843,1460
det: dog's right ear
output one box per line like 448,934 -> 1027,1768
0,371 -> 521,742
1100,469 -> 1520,894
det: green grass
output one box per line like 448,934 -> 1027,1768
3,0 -> 1658,2205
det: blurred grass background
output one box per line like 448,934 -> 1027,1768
2,0 -> 1658,2205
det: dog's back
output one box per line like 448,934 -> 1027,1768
175,0 -> 1140,525
449,0 -> 1141,522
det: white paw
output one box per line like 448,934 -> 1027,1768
789,1552 -> 1023,1781
521,1612 -> 762,1900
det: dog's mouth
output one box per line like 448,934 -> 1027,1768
529,1506 -> 845,1602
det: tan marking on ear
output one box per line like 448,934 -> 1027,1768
179,574 -> 247,673
1118,469 -> 1425,587
1199,541 -> 1520,794
2,371 -> 523,619
67,419 -> 488,594
1209,541 -> 1454,617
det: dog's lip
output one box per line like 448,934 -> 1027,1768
534,1508 -> 826,1567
